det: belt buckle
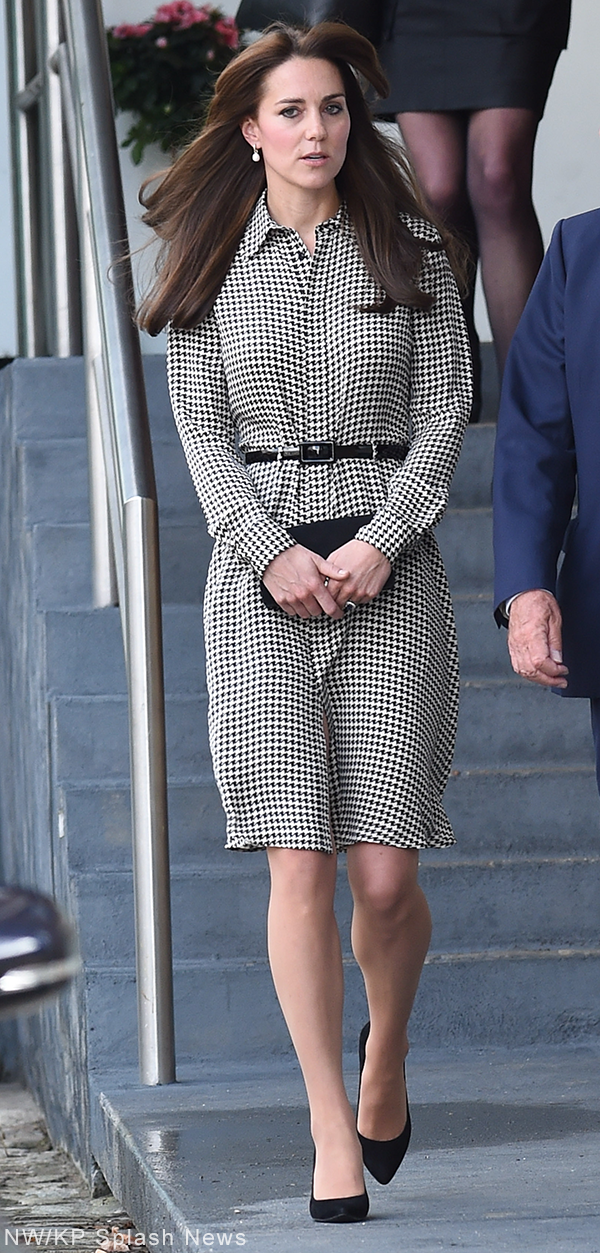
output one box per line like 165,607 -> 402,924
300,441 -> 334,464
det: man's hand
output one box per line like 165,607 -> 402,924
262,546 -> 349,619
507,589 -> 569,688
326,540 -> 392,609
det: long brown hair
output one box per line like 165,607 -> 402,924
138,22 -> 451,334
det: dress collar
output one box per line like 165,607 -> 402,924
238,189 -> 350,259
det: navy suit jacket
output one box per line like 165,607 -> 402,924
493,208 -> 600,699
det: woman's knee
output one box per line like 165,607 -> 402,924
267,847 -> 336,908
467,114 -> 537,224
348,847 -> 420,920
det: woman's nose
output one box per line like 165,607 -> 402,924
305,110 -> 327,140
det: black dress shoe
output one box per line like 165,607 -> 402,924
309,1151 -> 369,1223
356,1021 -> 412,1186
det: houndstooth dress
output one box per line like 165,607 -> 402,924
167,192 -> 472,853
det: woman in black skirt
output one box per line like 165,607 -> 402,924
376,1 -> 571,415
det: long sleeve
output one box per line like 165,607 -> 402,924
166,315 -> 294,576
492,220 -> 577,613
355,243 -> 472,562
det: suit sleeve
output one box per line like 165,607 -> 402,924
355,241 -> 472,562
166,315 -> 294,576
492,220 -> 577,617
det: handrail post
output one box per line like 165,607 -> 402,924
5,0 -> 43,355
5,0 -> 177,1083
124,498 -> 175,1085
60,0 -> 177,1083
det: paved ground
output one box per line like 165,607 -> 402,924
93,1042 -> 600,1253
0,1084 -> 142,1252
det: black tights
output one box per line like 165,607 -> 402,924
398,108 -> 545,417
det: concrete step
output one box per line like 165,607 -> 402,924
83,949 -> 600,1069
453,594 -> 512,677
454,681 -> 595,768
51,694 -> 210,785
34,522 -> 210,609
51,682 -> 594,791
20,433 -> 200,526
443,766 -> 600,856
6,357 -> 87,439
436,508 -> 493,590
58,781 -> 226,871
72,854 -> 600,968
44,594 -> 509,701
58,759 -> 600,881
45,606 -> 205,697
448,423 -> 495,508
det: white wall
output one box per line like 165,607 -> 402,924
0,0 -> 598,354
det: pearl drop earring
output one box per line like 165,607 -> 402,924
251,144 -> 261,163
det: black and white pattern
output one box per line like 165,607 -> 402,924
167,193 -> 472,852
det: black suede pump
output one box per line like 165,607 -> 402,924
356,1021 -> 412,1186
309,1151 -> 369,1223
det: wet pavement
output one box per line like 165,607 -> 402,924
91,1042 -> 600,1252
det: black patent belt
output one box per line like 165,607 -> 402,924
243,441 -> 409,466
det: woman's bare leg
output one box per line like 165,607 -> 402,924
398,110 -> 481,418
346,845 -> 432,1140
467,107 -> 544,373
266,847 -> 364,1199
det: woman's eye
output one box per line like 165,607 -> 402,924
281,107 -> 299,118
325,103 -> 343,114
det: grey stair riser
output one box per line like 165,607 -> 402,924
45,599 -> 508,698
442,768 -> 600,856
20,436 -> 199,527
51,682 -> 594,785
72,855 -> 600,966
45,607 -> 205,697
454,683 -> 595,767
6,355 -> 173,442
34,522 -> 211,609
59,783 -> 226,871
83,953 -> 600,1069
448,423 -> 495,508
436,509 -> 493,589
453,596 -> 513,677
52,696 -> 211,784
7,357 -> 87,438
20,440 -> 89,524
58,765 -> 600,874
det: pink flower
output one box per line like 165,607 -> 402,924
155,35 -> 168,46
215,17 -> 239,48
153,1 -> 199,27
112,22 -> 153,38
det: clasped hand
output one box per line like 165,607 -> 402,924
262,540 -> 392,620
507,589 -> 569,689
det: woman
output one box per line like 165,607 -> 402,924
376,0 -> 572,416
140,22 -> 471,1223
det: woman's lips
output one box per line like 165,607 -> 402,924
301,153 -> 329,163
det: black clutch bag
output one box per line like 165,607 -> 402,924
260,513 -> 394,610
235,0 -> 383,44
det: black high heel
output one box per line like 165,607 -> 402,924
309,1151 -> 369,1223
356,1021 -> 412,1186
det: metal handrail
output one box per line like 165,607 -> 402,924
5,0 -> 176,1085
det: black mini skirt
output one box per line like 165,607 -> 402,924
375,0 -> 572,118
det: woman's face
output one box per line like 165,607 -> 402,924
242,57 -> 350,195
